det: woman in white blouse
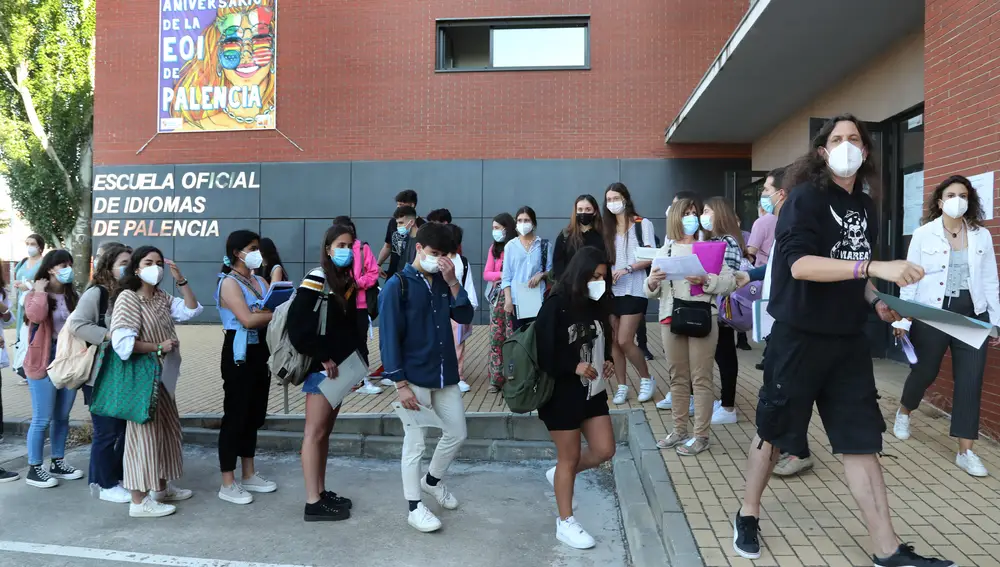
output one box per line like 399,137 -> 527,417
891,175 -> 1000,478
602,183 -> 656,405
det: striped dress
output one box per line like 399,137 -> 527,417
110,289 -> 184,492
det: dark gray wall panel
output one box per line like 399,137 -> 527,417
303,219 -> 338,267
351,218 -> 390,259
260,162 -> 351,219
451,218 -> 483,264
173,219 -> 260,263
174,163 -> 260,220
482,160 -> 620,218
176,262 -> 221,311
260,219 -> 305,264
350,160 -> 483,218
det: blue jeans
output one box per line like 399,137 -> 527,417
27,377 -> 77,466
84,386 -> 126,488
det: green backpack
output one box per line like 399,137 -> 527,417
501,322 -> 555,414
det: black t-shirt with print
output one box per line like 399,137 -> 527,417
767,179 -> 877,336
383,216 -> 424,277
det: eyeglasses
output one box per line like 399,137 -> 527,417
218,26 -> 274,70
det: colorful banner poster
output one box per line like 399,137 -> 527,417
158,0 -> 277,133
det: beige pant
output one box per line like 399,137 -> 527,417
662,321 -> 718,438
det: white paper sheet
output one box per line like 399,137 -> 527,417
752,299 -> 773,343
515,283 -> 543,319
968,171 -> 995,221
635,247 -> 658,261
392,402 -> 445,429
902,170 -> 924,236
317,352 -> 368,409
922,319 -> 992,349
652,255 -> 707,280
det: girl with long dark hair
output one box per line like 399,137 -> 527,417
258,237 -> 286,283
553,195 -> 605,282
111,246 -> 202,518
535,246 -> 616,550
333,215 -> 382,394
215,230 -> 276,505
287,224 -> 360,521
501,206 -> 553,331
486,212 -> 516,391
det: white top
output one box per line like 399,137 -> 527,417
612,218 -> 656,298
590,319 -> 606,397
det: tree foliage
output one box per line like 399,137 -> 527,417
0,0 -> 94,254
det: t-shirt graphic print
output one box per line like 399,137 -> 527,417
828,206 -> 871,261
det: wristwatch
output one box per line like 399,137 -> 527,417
625,265 -> 634,274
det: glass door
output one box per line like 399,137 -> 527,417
725,170 -> 770,232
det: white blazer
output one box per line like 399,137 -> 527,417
896,217 -> 1000,331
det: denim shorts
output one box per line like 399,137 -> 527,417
301,372 -> 326,395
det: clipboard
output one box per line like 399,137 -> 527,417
317,352 -> 368,409
392,402 -> 445,429
262,281 -> 294,311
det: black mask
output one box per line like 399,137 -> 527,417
577,213 -> 595,226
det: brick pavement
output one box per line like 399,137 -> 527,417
3,324 -> 999,566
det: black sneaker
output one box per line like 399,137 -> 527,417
0,468 -> 19,483
642,348 -> 654,361
874,544 -> 955,567
754,360 -> 765,371
50,458 -> 84,480
26,464 -> 58,488
737,339 -> 752,351
305,498 -> 351,522
733,510 -> 761,559
322,491 -> 353,509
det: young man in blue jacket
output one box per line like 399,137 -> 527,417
378,222 -> 475,534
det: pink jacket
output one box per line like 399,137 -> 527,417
23,290 -> 55,380
484,249 -> 504,282
353,240 -> 380,309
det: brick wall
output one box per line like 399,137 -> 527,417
95,0 -> 750,166
924,0 -> 1000,438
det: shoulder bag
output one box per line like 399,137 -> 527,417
667,243 -> 713,338
90,344 -> 161,424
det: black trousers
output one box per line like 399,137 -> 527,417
900,290 -> 986,440
637,321 -> 648,351
715,324 -> 738,407
219,330 -> 272,472
356,309 -> 371,367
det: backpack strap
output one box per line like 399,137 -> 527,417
461,256 -> 469,287
394,272 -> 408,307
540,239 -> 549,273
634,217 -> 645,248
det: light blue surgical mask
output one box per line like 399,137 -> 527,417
396,226 -> 408,236
760,195 -> 775,214
55,266 -> 74,284
682,215 -> 700,236
492,229 -> 505,243
699,214 -> 713,232
117,266 -> 127,278
332,248 -> 353,268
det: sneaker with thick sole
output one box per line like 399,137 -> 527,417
873,543 -> 956,567
26,464 -> 58,488
772,454 -> 814,477
637,378 -> 655,403
130,496 -> 176,518
380,378 -> 395,387
408,503 -> 442,533
458,380 -> 471,393
304,498 -> 350,522
153,482 -> 193,502
545,466 -> 577,509
322,491 -> 353,509
242,472 -> 278,493
556,516 -> 596,549
893,409 -> 911,440
356,382 -> 383,395
218,483 -> 254,505
733,510 -> 761,559
656,392 -> 673,409
420,476 -> 458,510
612,385 -> 629,405
49,458 -> 84,480
711,401 -> 738,425
956,450 -> 988,477
99,484 -> 132,503
0,468 -> 19,483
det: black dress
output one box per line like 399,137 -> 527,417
535,292 -> 613,431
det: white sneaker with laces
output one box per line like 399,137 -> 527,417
637,378 -> 655,403
99,484 -> 132,504
408,503 -> 442,533
420,476 -> 458,510
458,380 -> 471,393
612,385 -> 629,405
356,381 -> 383,395
957,450 -> 988,477
656,392 -> 673,410
711,400 -> 738,425
893,409 -> 911,440
153,482 -> 193,502
545,466 -> 577,509
129,495 -> 176,518
380,378 -> 395,387
242,472 -> 278,493
218,483 -> 253,505
556,516 -> 596,549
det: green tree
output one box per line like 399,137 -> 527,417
0,0 -> 94,285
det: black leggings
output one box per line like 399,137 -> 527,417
715,324 -> 738,408
637,321 -> 648,351
356,310 -> 371,367
219,330 -> 272,473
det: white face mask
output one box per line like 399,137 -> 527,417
587,280 -> 606,301
139,265 -> 164,286
942,197 -> 968,219
450,254 -> 464,282
242,250 -> 263,270
825,141 -> 864,178
419,252 -> 441,274
607,201 -> 626,215
26,245 -> 40,258
699,214 -> 714,232
516,222 -> 533,236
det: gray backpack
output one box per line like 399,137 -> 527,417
266,282 -> 328,386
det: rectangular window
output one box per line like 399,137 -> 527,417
437,17 -> 590,72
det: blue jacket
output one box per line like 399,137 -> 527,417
378,264 -> 475,389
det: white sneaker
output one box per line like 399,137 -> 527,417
218,483 -> 254,505
420,476 -> 458,510
99,484 -> 132,504
153,482 -> 193,502
458,380 -> 471,393
556,516 -> 596,549
380,378 -> 395,387
656,392 -> 673,410
711,401 -> 738,425
545,466 -> 578,510
129,495 -> 176,518
637,378 -> 655,403
356,382 -> 383,395
957,450 -> 988,477
613,385 -> 629,405
893,409 -> 911,440
408,503 -> 442,533
241,472 -> 278,493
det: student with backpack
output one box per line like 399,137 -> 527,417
501,206 -> 553,332
286,224 -> 361,522
445,224 -> 478,393
379,222 -> 475,534
534,246 -> 616,550
11,233 -> 47,383
334,216 -> 382,395
66,243 -> 133,503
